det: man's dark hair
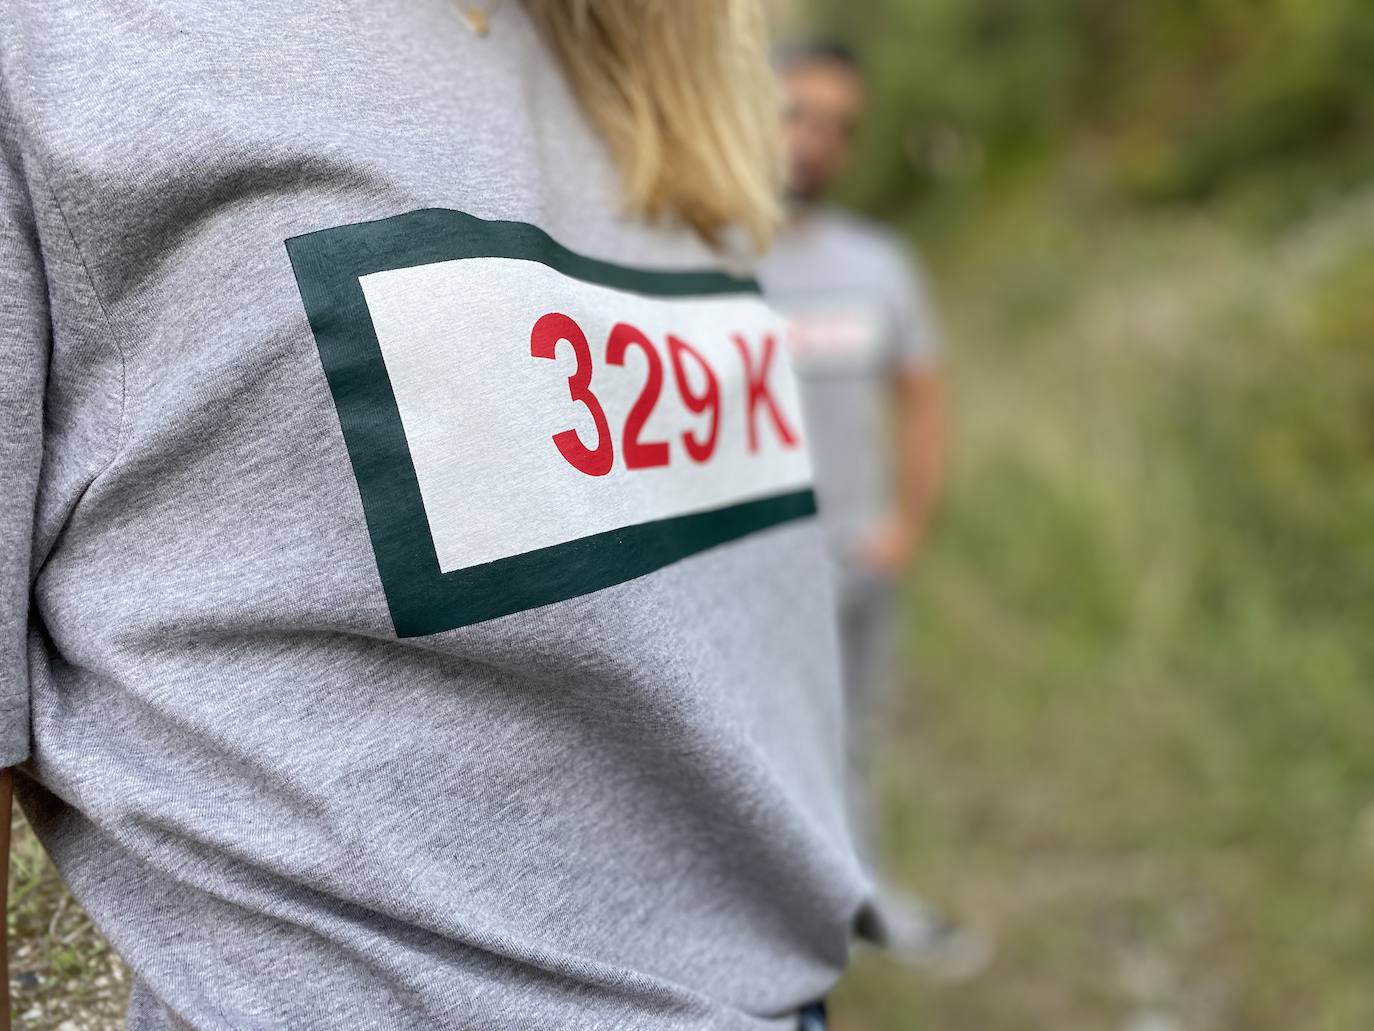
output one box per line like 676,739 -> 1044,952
773,38 -> 862,76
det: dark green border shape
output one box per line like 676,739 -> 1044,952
285,207 -> 816,637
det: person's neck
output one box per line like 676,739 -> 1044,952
783,197 -> 826,229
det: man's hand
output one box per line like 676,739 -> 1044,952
859,511 -> 923,577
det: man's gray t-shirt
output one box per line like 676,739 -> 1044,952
0,3 -> 871,1027
757,208 -> 939,568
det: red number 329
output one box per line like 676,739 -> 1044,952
530,312 -> 798,477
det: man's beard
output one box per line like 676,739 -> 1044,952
785,180 -> 827,206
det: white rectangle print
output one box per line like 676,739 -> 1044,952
359,257 -> 813,573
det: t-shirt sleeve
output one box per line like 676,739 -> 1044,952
883,236 -> 941,372
0,97 -> 48,768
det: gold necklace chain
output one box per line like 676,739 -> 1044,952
460,0 -> 501,37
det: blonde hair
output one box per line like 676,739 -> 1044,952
524,0 -> 783,250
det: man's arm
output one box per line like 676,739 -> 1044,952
861,367 -> 947,573
895,365 -> 947,555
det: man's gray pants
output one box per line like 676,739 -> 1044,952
834,566 -> 897,875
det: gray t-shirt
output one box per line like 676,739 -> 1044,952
0,3 -> 870,1027
757,208 -> 939,566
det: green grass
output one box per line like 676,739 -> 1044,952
9,178 -> 1374,1030
8,809 -> 125,1029
832,175 -> 1374,1030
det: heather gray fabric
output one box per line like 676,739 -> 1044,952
756,207 -> 939,568
0,2 -> 871,1027
834,573 -> 895,840
758,208 -> 940,948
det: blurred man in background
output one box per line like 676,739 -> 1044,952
759,40 -> 985,975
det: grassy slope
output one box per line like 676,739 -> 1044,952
832,175 -> 1374,1030
8,178 -> 1374,1031
8,811 -> 125,1028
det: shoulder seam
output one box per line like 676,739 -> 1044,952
2,65 -> 131,489
32,163 -> 129,476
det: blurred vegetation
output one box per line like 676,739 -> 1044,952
8,811 -> 126,1028
799,0 -> 1374,1028
809,0 -> 1374,229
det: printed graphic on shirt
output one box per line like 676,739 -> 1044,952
286,208 -> 814,637
773,294 -> 888,377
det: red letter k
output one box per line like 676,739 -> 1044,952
731,332 -> 799,453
